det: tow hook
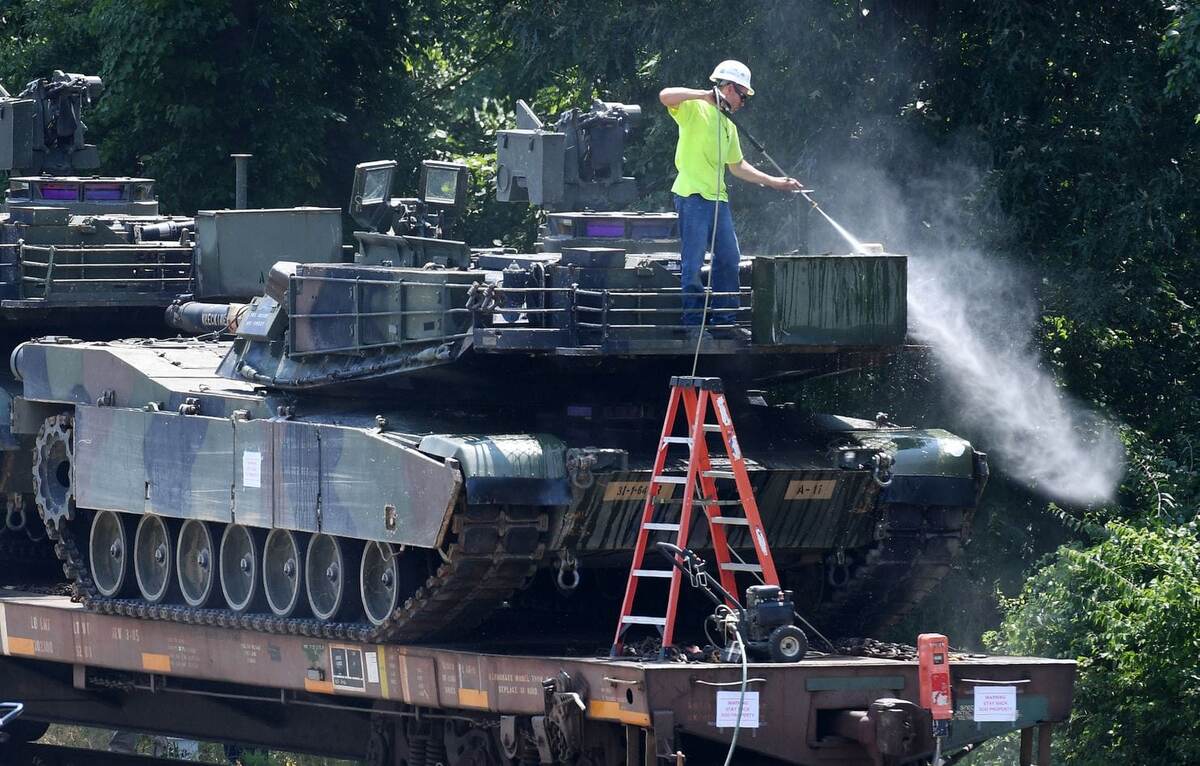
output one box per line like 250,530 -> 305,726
872,452 -> 895,488
826,549 -> 850,587
555,550 -> 580,592
565,450 -> 597,489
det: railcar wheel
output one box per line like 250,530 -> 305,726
89,510 -> 130,597
176,520 -> 217,607
32,414 -> 75,538
306,534 -> 350,621
133,515 -> 175,603
220,524 -> 261,612
360,541 -> 399,626
264,529 -> 304,617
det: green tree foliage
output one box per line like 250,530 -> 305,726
0,0 -> 98,78
88,0 -> 426,212
935,2 -> 1199,437
990,519 -> 1200,764
0,0 -> 506,212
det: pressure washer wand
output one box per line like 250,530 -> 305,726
719,107 -> 867,254
718,107 -> 797,188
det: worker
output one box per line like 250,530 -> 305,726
659,59 -> 802,338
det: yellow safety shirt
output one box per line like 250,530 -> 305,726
668,98 -> 743,202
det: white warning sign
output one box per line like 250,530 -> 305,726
973,685 -> 1018,722
715,690 -> 760,728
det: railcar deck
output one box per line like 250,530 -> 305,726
0,589 -> 1073,765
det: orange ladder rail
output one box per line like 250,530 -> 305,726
612,376 -> 779,656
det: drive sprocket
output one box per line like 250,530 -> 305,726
33,413 -> 75,540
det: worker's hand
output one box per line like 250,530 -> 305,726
771,176 -> 803,192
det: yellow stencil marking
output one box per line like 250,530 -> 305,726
588,699 -> 651,727
377,646 -> 390,699
7,637 -> 36,656
604,481 -> 673,503
141,652 -> 172,672
458,688 -> 489,708
304,678 -> 334,694
785,479 -> 837,501
398,654 -> 412,703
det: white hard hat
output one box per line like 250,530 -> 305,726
709,59 -> 754,95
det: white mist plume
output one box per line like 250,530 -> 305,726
906,253 -> 1125,504
805,154 -> 1126,504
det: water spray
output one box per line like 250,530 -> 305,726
717,107 -> 1123,502
718,107 -> 868,254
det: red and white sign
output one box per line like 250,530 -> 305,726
715,690 -> 760,728
973,685 -> 1018,722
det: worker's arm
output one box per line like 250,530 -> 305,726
728,159 -> 802,192
659,87 -> 716,108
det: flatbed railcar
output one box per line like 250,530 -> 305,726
0,590 -> 1073,765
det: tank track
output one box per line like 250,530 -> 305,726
810,503 -> 971,636
45,506 -> 547,644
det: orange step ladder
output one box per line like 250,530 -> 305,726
611,376 -> 780,655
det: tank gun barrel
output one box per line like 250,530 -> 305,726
165,300 -> 246,335
139,219 -> 195,242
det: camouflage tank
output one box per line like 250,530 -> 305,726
10,100 -> 986,644
0,71 -> 344,569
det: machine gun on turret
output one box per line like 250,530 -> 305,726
496,99 -> 641,211
1,70 -> 104,176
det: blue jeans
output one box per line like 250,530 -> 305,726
674,193 -> 741,326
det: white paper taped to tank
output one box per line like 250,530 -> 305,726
242,451 -> 262,489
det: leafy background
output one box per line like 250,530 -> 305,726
2,0 -> 1198,762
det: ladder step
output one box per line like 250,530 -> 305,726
711,516 -> 750,526
719,563 -> 763,573
696,499 -> 744,507
633,569 -> 675,579
661,436 -> 693,445
652,476 -> 689,484
703,424 -> 723,432
621,615 -> 668,626
643,522 -> 681,531
702,470 -> 736,479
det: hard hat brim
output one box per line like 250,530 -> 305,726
709,73 -> 754,96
